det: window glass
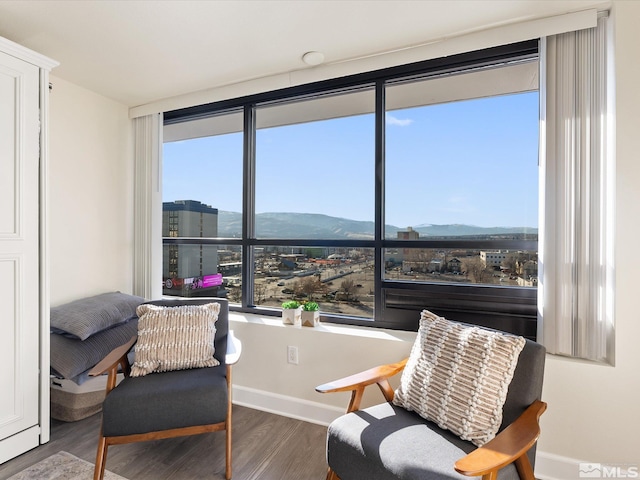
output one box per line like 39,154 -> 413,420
384,66 -> 539,289
254,246 -> 374,317
219,246 -> 243,303
162,111 -> 243,299
385,69 -> 539,239
163,111 -> 243,237
255,89 -> 375,239
162,242 -> 241,300
384,247 -> 538,287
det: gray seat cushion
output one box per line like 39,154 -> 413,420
102,365 -> 228,437
328,402 -> 519,480
326,336 -> 545,480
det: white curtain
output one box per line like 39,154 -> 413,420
539,13 -> 615,364
133,113 -> 163,300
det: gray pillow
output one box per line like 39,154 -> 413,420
50,318 -> 138,382
51,292 -> 145,340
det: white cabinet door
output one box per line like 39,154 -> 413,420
0,49 -> 41,462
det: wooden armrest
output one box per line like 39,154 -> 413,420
315,358 -> 408,394
226,330 -> 242,365
88,335 -> 137,377
454,400 -> 547,478
316,358 -> 408,413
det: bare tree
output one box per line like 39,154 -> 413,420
405,248 -> 436,270
502,251 -> 538,277
254,281 -> 268,304
340,278 -> 358,301
294,276 -> 329,301
502,253 -> 519,274
227,285 -> 242,303
462,257 -> 493,284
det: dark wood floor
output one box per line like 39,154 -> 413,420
0,405 -> 329,480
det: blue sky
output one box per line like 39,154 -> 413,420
163,91 -> 539,229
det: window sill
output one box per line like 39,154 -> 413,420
229,311 -> 417,343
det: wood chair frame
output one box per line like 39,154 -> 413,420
90,332 -> 241,480
316,358 -> 547,480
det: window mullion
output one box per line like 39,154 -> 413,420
374,80 -> 386,320
242,104 -> 256,307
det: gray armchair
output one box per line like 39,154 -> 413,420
89,298 -> 241,480
316,323 -> 546,480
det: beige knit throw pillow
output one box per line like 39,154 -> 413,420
393,310 -> 526,446
130,303 -> 220,377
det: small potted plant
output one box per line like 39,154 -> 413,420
301,301 -> 320,327
281,300 -> 302,326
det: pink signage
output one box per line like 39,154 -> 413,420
163,273 -> 223,290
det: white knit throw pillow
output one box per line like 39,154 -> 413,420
130,303 -> 220,377
393,310 -> 526,446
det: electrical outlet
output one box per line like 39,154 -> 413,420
287,345 -> 299,365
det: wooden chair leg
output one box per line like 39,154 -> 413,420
94,435 -> 108,480
225,423 -> 232,480
226,366 -> 233,480
481,471 -> 498,480
326,467 -> 340,480
514,453 -> 536,480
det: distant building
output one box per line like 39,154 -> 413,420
402,259 -> 442,273
519,259 -> 538,279
162,200 -> 220,295
397,226 -> 419,241
397,226 -> 419,263
447,257 -> 462,273
279,259 -> 297,271
480,250 -> 508,269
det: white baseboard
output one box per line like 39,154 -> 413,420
536,452 -> 639,480
0,426 -> 40,464
536,451 -> 585,480
232,385 -> 343,426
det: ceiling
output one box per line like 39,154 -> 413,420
0,0 -> 610,108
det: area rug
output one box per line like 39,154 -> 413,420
7,451 -> 127,480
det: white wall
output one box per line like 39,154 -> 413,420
49,76 -> 134,306
230,1 -> 640,475
230,315 -> 415,420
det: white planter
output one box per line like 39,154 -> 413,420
301,310 -> 320,327
282,307 -> 302,326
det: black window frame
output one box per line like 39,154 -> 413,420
163,39 -> 539,338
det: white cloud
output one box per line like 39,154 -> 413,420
385,114 -> 413,127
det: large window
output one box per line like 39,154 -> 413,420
162,111 -> 243,300
162,40 -> 540,337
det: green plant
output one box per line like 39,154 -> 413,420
302,301 -> 319,311
281,300 -> 300,309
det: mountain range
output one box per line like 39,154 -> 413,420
217,211 -> 537,239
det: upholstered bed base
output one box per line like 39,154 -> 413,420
50,374 -> 123,422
